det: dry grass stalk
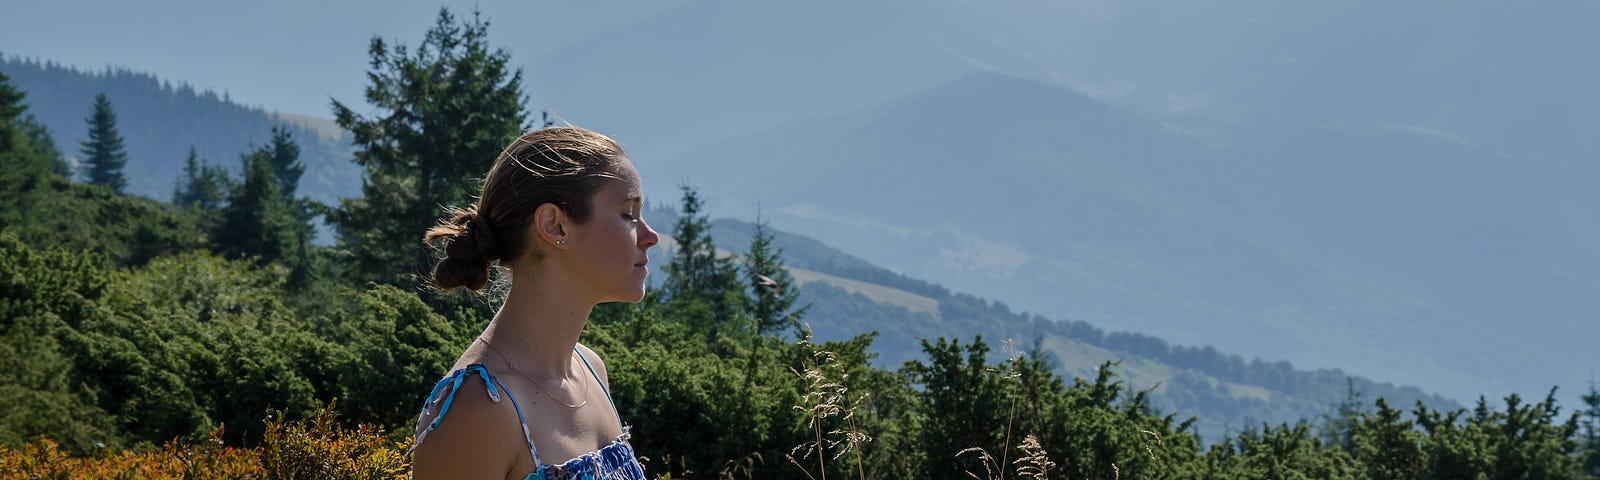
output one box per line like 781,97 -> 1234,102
955,340 -> 1043,480
717,452 -> 763,480
1012,435 -> 1055,480
995,339 -> 1025,476
787,324 -> 872,480
956,447 -> 1000,480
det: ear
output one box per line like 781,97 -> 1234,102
532,202 -> 569,251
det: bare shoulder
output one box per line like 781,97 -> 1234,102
411,371 -> 527,479
574,342 -> 610,387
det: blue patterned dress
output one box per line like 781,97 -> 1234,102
412,349 -> 648,480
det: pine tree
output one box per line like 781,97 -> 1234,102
1582,382 -> 1600,478
265,126 -> 303,204
1320,378 -> 1365,452
661,185 -> 747,338
743,215 -> 806,336
78,93 -> 129,193
0,69 -> 25,152
0,70 -> 67,180
18,114 -> 68,177
215,146 -> 291,263
261,127 -> 313,248
329,7 -> 529,286
172,146 -> 231,211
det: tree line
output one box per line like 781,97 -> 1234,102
0,54 -> 357,203
3,7 -> 1599,478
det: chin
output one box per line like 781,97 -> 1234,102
623,289 -> 647,303
606,288 -> 647,304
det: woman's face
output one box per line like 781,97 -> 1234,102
563,159 -> 659,303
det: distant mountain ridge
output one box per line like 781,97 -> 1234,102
645,204 -> 1459,444
0,55 -> 358,206
649,69 -> 1592,406
521,0 -> 1598,407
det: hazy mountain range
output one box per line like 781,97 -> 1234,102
525,0 -> 1600,405
4,0 -> 1595,409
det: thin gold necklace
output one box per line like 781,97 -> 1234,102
478,337 -> 588,409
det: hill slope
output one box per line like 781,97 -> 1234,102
521,0 -> 1600,407
645,204 -> 1459,443
653,71 -> 1539,403
0,56 -> 358,206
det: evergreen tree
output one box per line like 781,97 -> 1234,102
0,69 -> 25,152
1582,382 -> 1600,478
0,70 -> 67,179
215,146 -> 291,263
265,126 -> 303,204
1320,378 -> 1365,452
743,215 -> 806,336
661,185 -> 747,338
1350,398 -> 1423,479
172,146 -> 231,211
18,114 -> 68,177
77,93 -> 129,193
259,126 -> 315,282
329,7 -> 529,286
901,337 -> 1012,477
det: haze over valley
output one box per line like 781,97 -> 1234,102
5,0 -> 1596,410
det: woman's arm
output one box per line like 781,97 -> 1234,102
411,374 -> 527,479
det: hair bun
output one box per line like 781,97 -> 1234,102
468,217 -> 500,263
432,212 -> 499,291
443,216 -> 499,265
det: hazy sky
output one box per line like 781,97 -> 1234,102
1,1 -> 667,116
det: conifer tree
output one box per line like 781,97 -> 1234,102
78,93 -> 129,193
1582,382 -> 1600,478
18,115 -> 67,177
172,146 -> 231,211
330,7 -> 528,285
1,70 -> 68,185
260,126 -> 316,280
216,147 -> 290,262
0,69 -> 24,152
661,185 -> 746,337
743,215 -> 806,335
265,126 -> 303,204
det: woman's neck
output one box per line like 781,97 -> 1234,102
480,264 -> 594,379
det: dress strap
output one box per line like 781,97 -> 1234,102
411,364 -> 545,468
573,346 -> 622,426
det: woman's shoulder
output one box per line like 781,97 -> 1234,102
574,343 -> 610,387
411,366 -> 528,478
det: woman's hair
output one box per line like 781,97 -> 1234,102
424,127 -> 628,291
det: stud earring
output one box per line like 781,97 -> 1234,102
556,238 -> 566,245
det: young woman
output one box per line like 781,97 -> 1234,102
410,127 -> 658,480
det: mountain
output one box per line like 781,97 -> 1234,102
515,0 -> 1598,406
642,69 -> 1596,406
644,204 -> 1460,444
0,56 -> 359,207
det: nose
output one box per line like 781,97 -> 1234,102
639,218 -> 660,248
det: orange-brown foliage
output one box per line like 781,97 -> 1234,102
0,404 -> 409,480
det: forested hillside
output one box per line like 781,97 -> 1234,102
3,8 -> 1598,479
636,207 -> 1461,444
0,55 -> 357,206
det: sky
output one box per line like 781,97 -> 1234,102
0,1 -> 664,117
